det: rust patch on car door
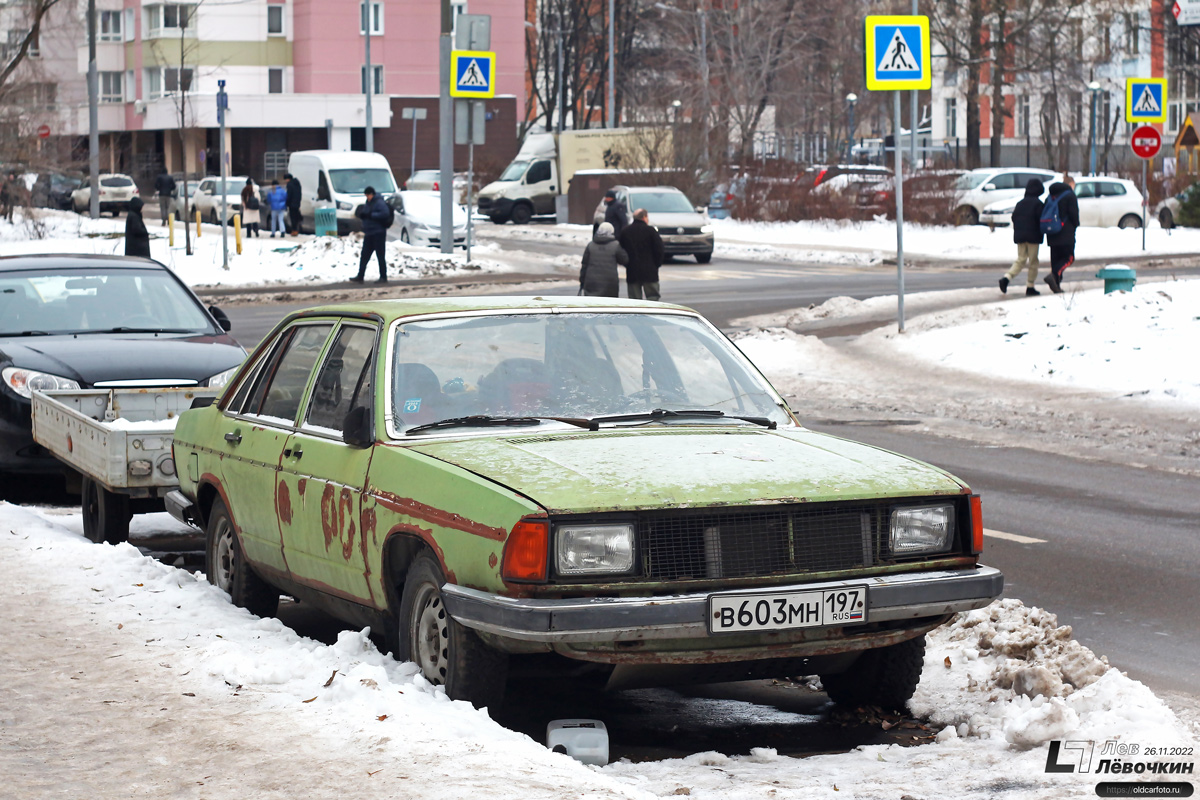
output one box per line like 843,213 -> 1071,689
372,491 -> 507,541
276,481 -> 293,525
297,477 -> 307,496
319,483 -> 358,560
339,488 -> 357,561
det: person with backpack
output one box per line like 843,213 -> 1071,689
999,178 -> 1044,296
240,178 -> 261,238
352,186 -> 393,283
1041,175 -> 1079,294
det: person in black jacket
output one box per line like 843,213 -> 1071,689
602,189 -> 629,235
619,208 -> 665,301
352,186 -> 392,283
124,197 -> 152,258
284,173 -> 302,235
999,178 -> 1044,296
1044,176 -> 1079,294
153,170 -> 176,223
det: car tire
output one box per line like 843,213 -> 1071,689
205,497 -> 279,618
954,206 -> 979,226
1118,214 -> 1143,229
397,552 -> 508,712
510,203 -> 533,225
695,252 -> 713,264
80,476 -> 130,545
820,633 -> 926,711
1159,208 -> 1175,229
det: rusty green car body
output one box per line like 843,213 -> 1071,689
168,297 -> 1001,711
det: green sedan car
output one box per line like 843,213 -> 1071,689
167,297 -> 1002,712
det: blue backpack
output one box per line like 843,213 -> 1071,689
1040,192 -> 1065,235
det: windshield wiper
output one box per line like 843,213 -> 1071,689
590,408 -> 777,429
405,414 -> 598,435
94,327 -> 194,334
5,330 -> 52,336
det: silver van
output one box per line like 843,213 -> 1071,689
593,185 -> 714,263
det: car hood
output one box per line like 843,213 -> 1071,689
650,211 -> 708,229
477,180 -> 518,200
406,427 -> 966,514
0,334 -> 244,386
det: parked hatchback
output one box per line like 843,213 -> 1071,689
390,190 -> 468,248
187,176 -> 254,224
168,297 -> 1002,714
72,174 -> 139,216
594,185 -> 714,263
953,167 -> 1058,225
979,176 -> 1145,229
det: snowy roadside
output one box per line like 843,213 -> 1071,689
2,502 -> 1194,800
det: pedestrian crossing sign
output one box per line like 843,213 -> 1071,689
451,50 -> 496,98
1125,78 -> 1167,124
865,16 -> 931,91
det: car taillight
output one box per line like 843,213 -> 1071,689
433,181 -> 439,191
133,187 -> 139,194
502,519 -> 549,582
875,191 -> 889,202
970,495 -> 984,554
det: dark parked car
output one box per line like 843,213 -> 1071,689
32,173 -> 83,210
0,254 -> 244,477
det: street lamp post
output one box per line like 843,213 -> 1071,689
845,93 -> 858,163
1088,81 -> 1101,176
656,2 -> 709,164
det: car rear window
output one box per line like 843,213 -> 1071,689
101,177 -> 133,187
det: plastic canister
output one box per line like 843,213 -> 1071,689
546,719 -> 609,766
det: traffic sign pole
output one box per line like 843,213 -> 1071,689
1130,124 -> 1162,252
894,91 -> 905,332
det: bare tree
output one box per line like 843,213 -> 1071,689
0,0 -> 63,97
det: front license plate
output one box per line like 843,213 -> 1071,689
708,586 -> 868,634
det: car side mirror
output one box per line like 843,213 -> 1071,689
342,406 -> 374,448
982,184 -> 994,192
208,305 -> 232,332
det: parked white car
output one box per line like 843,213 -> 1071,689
184,176 -> 253,224
390,190 -> 468,248
979,176 -> 1146,229
71,174 -> 139,216
953,167 -> 1058,225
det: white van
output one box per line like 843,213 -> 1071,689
286,150 -> 398,234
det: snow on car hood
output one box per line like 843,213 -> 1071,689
407,427 -> 966,514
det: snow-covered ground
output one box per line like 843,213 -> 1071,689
2,503 -> 1194,799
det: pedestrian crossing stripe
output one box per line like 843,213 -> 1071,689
1124,77 -> 1167,123
450,50 -> 496,98
864,16 -> 931,91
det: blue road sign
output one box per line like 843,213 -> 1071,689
865,16 -> 931,91
451,50 -> 495,98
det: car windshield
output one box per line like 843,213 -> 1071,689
329,168 -> 396,194
955,173 -> 991,191
498,161 -> 529,182
628,191 -> 696,214
0,267 -> 215,336
390,311 -> 791,433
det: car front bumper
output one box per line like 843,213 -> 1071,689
476,196 -> 514,219
660,233 -> 715,256
442,565 -> 1003,645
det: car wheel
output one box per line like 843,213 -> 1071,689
1159,208 -> 1175,229
820,633 -> 926,711
954,206 -> 979,226
510,203 -> 533,225
110,209 -> 120,218
488,215 -> 507,225
205,497 -> 279,617
1118,214 -> 1143,229
400,228 -> 410,244
695,252 -> 713,264
398,552 -> 508,711
80,476 -> 130,545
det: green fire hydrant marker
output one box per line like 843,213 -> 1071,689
1095,265 -> 1137,294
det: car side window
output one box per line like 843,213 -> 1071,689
303,324 -> 376,434
1074,183 -> 1097,199
227,339 -> 283,414
988,173 -> 1017,191
1101,182 -> 1127,196
526,160 -> 552,184
242,324 -> 334,424
318,171 -> 331,201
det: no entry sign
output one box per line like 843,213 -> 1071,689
1131,125 -> 1162,159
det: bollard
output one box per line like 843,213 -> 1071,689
1095,265 -> 1136,294
234,213 -> 242,255
168,212 -> 174,247
195,207 -> 202,238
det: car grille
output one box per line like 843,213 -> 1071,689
661,226 -> 705,236
638,502 -> 892,580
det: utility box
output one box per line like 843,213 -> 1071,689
1095,265 -> 1136,293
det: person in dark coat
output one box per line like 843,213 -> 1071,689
124,197 -> 152,258
602,189 -> 629,235
1,171 -> 21,223
153,170 -> 176,223
1044,175 -> 1079,294
619,208 -> 665,301
999,178 -> 1044,296
352,186 -> 392,283
284,173 -> 302,235
579,221 -> 628,297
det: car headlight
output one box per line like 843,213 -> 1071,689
890,505 -> 955,554
413,221 -> 432,230
206,365 -> 241,390
555,523 -> 635,576
700,225 -> 714,234
2,367 -> 81,399
336,201 -> 353,211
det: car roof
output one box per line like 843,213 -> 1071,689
283,295 -> 697,324
0,253 -> 167,272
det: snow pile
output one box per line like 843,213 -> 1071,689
3,502 -> 1193,799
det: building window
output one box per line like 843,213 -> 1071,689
146,4 -> 194,36
28,30 -> 39,57
1071,91 -> 1084,130
944,97 -> 957,138
145,66 -> 193,99
100,71 -> 123,103
99,10 -> 123,42
1170,102 -> 1181,133
1016,95 -> 1030,136
268,67 -> 283,94
360,1 -> 383,34
1123,13 -> 1140,56
16,82 -> 57,110
267,5 -> 284,35
361,64 -> 383,94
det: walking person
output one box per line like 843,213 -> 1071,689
284,173 -> 302,235
267,179 -> 287,237
579,221 -> 628,297
124,197 -> 152,258
352,186 -> 391,283
619,208 -> 665,301
1044,175 -> 1079,294
602,189 -> 629,236
1,171 -> 20,223
240,178 -> 261,238
999,178 -> 1044,296
153,169 -> 176,224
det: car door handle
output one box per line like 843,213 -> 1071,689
224,431 -> 241,444
283,446 -> 303,460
